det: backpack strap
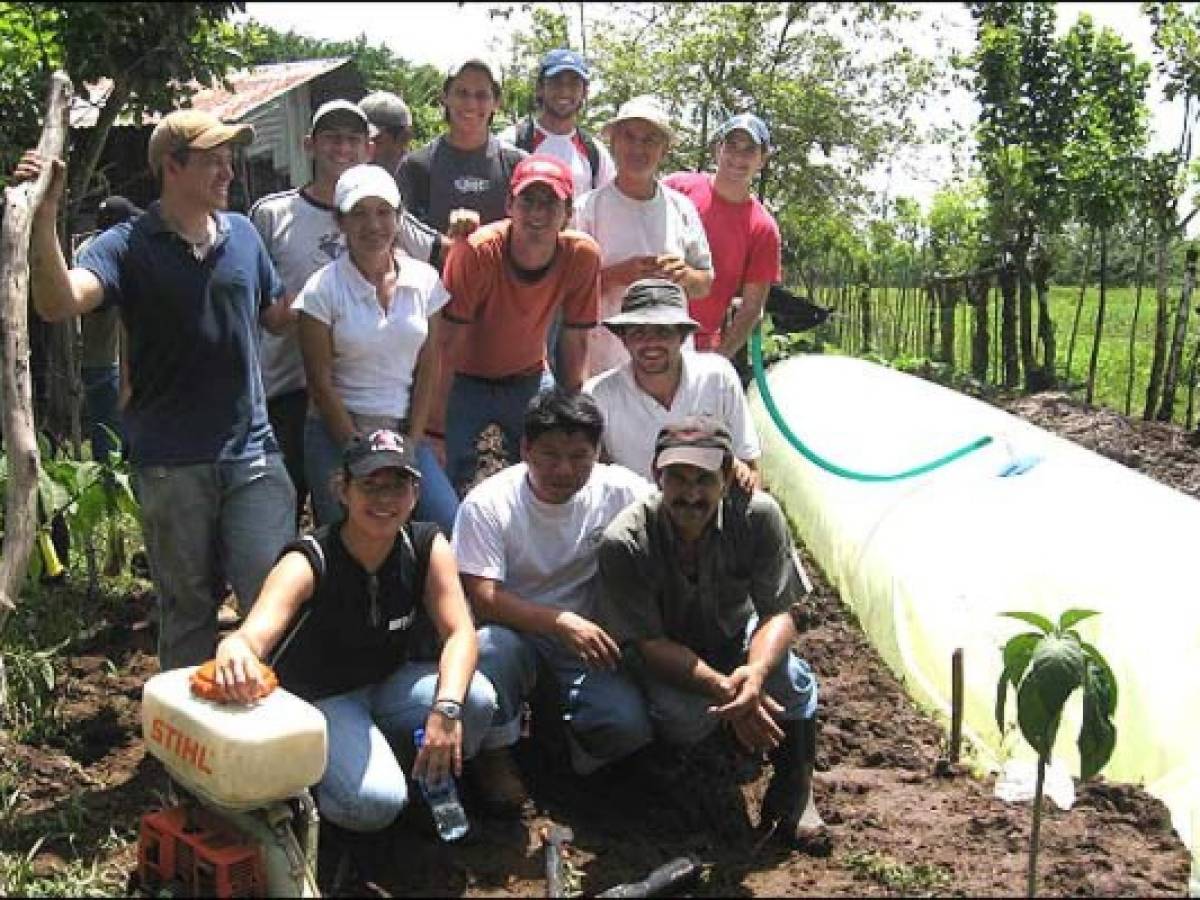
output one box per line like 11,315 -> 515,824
515,116 -> 538,153
265,533 -> 326,668
576,125 -> 602,189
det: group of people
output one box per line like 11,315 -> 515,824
15,44 -> 824,858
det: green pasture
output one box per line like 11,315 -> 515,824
812,284 -> 1199,426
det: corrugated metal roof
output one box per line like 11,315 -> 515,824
70,57 -> 352,128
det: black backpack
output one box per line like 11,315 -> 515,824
514,116 -> 602,189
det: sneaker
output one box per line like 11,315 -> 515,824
466,746 -> 528,817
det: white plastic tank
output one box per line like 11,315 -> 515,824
142,667 -> 327,810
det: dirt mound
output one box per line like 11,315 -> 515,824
1,389 -> 1195,897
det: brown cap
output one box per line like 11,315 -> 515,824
148,109 -> 254,176
653,416 -> 734,472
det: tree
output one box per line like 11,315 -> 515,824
1144,1 -> 1200,421
971,2 -> 1079,392
1059,16 -> 1149,405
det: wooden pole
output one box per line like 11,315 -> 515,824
0,71 -> 73,632
950,648 -> 964,763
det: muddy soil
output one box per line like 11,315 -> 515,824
0,387 -> 1194,897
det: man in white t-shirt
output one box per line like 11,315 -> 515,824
251,100 -> 443,519
574,95 -> 713,377
451,389 -> 653,814
499,49 -> 615,198
584,279 -> 760,490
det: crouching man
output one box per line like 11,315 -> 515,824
596,416 -> 827,848
451,389 -> 654,814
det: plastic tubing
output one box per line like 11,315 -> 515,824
749,326 -> 993,483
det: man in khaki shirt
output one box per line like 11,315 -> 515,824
597,417 -> 826,849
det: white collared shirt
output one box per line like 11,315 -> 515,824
583,350 -> 760,480
293,251 -> 449,419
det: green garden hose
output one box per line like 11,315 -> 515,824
749,326 -> 994,483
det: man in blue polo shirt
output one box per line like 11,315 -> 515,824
16,110 -> 296,671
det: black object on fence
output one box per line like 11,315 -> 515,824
766,284 -> 832,333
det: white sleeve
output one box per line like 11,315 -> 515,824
293,267 -> 334,325
680,198 -> 713,271
451,496 -> 507,581
722,366 -> 762,460
595,141 -> 617,189
427,276 -> 451,317
398,211 -> 439,264
573,189 -> 595,235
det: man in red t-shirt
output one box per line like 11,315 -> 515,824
664,113 -> 781,357
439,154 -> 601,494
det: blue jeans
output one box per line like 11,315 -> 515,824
445,370 -> 555,497
304,415 -> 459,536
476,625 -> 652,774
313,664 -> 497,832
82,364 -> 123,462
636,618 -> 819,747
133,454 -> 296,671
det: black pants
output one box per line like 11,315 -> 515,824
268,388 -> 309,526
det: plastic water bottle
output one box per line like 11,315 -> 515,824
412,728 -> 470,842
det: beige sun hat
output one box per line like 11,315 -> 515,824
601,95 -> 674,144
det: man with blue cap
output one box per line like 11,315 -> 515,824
665,113 -> 781,358
502,48 -> 615,198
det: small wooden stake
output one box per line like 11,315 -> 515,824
950,648 -> 964,763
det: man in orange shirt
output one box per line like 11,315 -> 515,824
439,154 -> 600,495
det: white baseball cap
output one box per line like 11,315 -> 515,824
334,164 -> 401,213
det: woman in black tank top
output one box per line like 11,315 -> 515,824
213,430 -> 498,834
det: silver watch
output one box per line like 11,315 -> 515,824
432,698 -> 463,721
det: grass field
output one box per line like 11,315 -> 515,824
811,283 -> 1200,427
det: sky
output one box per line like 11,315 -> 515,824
237,2 -> 1190,209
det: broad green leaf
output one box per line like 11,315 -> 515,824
1079,660 -> 1117,780
1001,610 -> 1054,634
996,631 -> 1041,729
1080,641 -> 1119,715
1059,608 -> 1100,632
1016,635 -> 1087,757
36,465 -> 72,518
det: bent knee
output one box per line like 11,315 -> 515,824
318,783 -> 408,833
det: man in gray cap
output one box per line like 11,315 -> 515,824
665,113 -> 781,359
360,90 -> 414,177
584,278 -> 759,489
597,416 -> 827,851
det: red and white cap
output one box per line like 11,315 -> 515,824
510,154 -> 574,200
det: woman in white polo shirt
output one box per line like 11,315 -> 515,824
296,164 -> 458,534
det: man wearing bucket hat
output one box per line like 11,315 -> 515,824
574,95 -> 714,377
584,279 -> 760,489
664,113 -> 781,358
15,109 -> 296,671
597,416 -> 827,851
438,154 -> 601,495
500,48 -> 615,198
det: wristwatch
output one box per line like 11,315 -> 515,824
432,698 -> 463,721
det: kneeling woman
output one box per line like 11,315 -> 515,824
214,430 -> 496,832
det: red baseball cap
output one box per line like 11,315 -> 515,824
510,154 -> 573,200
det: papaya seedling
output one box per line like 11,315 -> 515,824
996,608 -> 1117,897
